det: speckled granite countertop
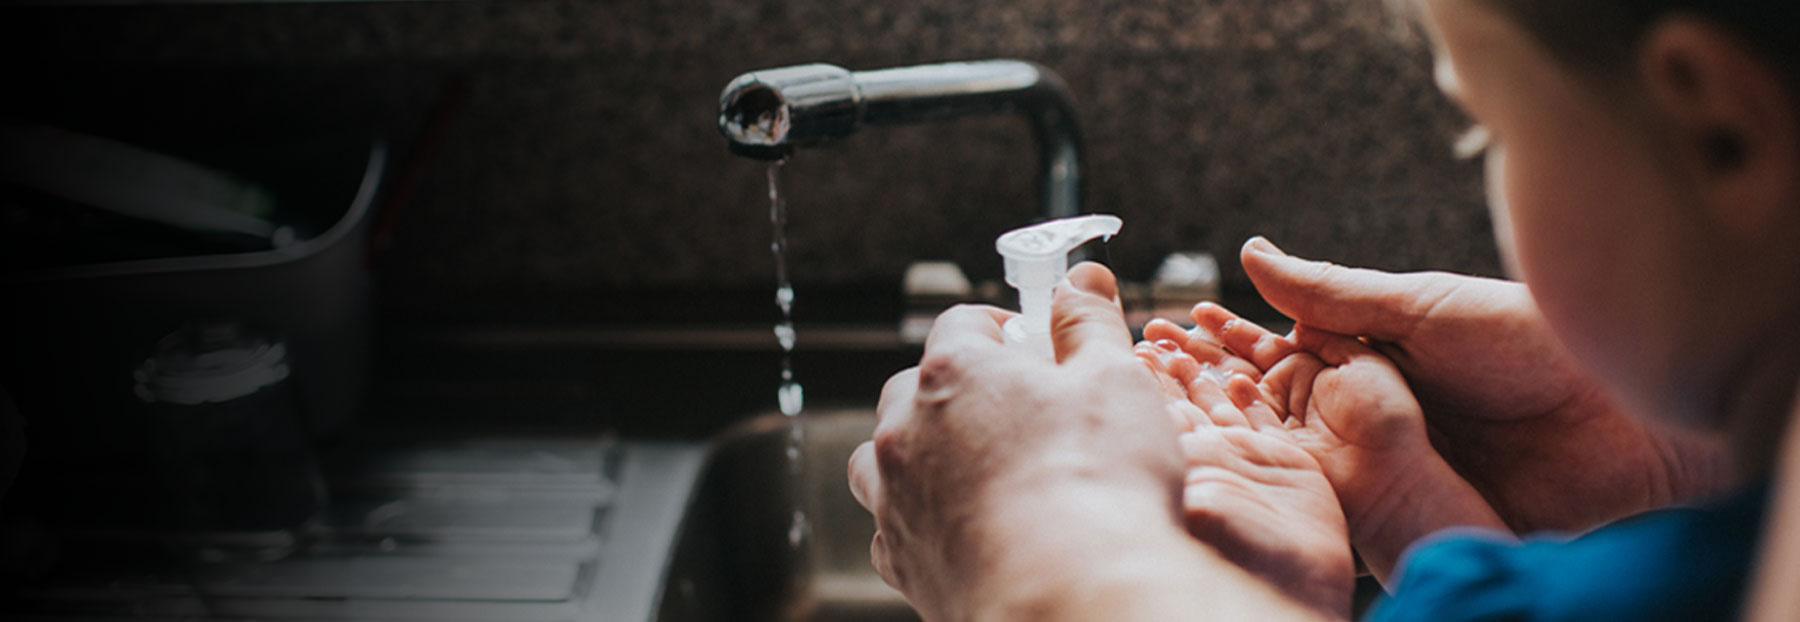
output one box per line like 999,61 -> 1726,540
1,0 -> 1498,319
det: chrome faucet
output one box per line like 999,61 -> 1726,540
718,59 -> 1083,220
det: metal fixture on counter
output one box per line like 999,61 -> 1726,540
718,59 -> 1083,221
899,261 -> 977,344
1147,251 -> 1222,324
134,322 -> 321,558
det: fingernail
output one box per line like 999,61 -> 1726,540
1155,339 -> 1179,352
1187,323 -> 1218,343
1246,236 -> 1284,256
1067,277 -> 1092,294
1066,264 -> 1099,294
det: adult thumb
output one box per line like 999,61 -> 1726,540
1051,262 -> 1134,363
1239,237 -> 1440,342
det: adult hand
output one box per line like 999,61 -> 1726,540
1235,237 -> 1730,532
849,263 -> 1325,622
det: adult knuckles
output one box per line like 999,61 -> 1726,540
872,425 -> 912,474
876,367 -> 921,416
1298,256 -> 1349,291
1087,352 -> 1163,393
1049,297 -> 1124,342
916,345 -> 980,397
871,532 -> 906,592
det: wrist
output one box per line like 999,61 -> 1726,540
1648,418 -> 1735,501
966,474 -> 1190,619
1343,449 -> 1506,582
970,479 -> 1336,621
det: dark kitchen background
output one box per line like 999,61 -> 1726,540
0,1 -> 1493,618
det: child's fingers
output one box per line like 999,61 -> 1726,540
1133,341 -> 1192,401
1191,302 -> 1299,370
1260,351 -> 1325,425
1168,399 -> 1207,432
1142,318 -> 1192,346
1224,373 -> 1285,429
1146,317 -> 1267,381
1186,373 -> 1252,428
1143,336 -> 1227,401
1132,340 -> 1213,431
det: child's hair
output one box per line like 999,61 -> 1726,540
1473,1 -> 1797,88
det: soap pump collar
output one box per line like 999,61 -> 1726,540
995,214 -> 1122,356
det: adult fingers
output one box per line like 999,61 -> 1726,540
872,369 -> 920,482
1191,302 -> 1298,371
871,531 -> 901,590
875,367 -> 921,430
1240,236 -> 1455,342
913,308 -> 1006,418
1052,262 -> 1136,364
848,440 -> 882,513
922,304 -> 1012,355
1293,325 -> 1384,367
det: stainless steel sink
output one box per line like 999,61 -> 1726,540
656,409 -> 917,622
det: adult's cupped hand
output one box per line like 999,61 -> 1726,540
1235,237 -> 1730,532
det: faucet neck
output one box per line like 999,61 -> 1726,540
719,60 -> 1084,221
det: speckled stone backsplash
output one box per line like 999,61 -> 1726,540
3,0 -> 1498,320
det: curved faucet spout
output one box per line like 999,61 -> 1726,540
718,59 -> 1083,220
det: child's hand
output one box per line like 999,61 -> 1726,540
1145,313 -> 1507,584
1133,338 -> 1352,615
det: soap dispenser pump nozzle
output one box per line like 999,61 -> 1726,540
995,214 -> 1123,358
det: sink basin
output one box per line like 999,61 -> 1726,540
656,410 -> 917,622
653,409 -> 1381,621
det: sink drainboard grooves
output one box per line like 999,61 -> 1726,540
9,438 -> 706,622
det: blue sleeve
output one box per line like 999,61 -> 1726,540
1362,482 -> 1766,622
1362,528 -> 1535,622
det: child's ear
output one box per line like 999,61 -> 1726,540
1638,17 -> 1800,241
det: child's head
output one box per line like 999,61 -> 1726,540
1459,2 -> 1798,86
1413,0 -> 1800,427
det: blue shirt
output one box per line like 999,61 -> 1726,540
1365,482 -> 1770,622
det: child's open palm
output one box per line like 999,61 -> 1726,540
1134,335 -> 1352,615
1146,309 -> 1507,583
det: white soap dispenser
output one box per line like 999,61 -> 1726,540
995,214 -> 1123,358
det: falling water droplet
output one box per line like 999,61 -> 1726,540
775,284 -> 794,316
767,161 -> 809,554
774,322 -> 796,352
788,508 -> 810,548
777,381 -> 804,417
